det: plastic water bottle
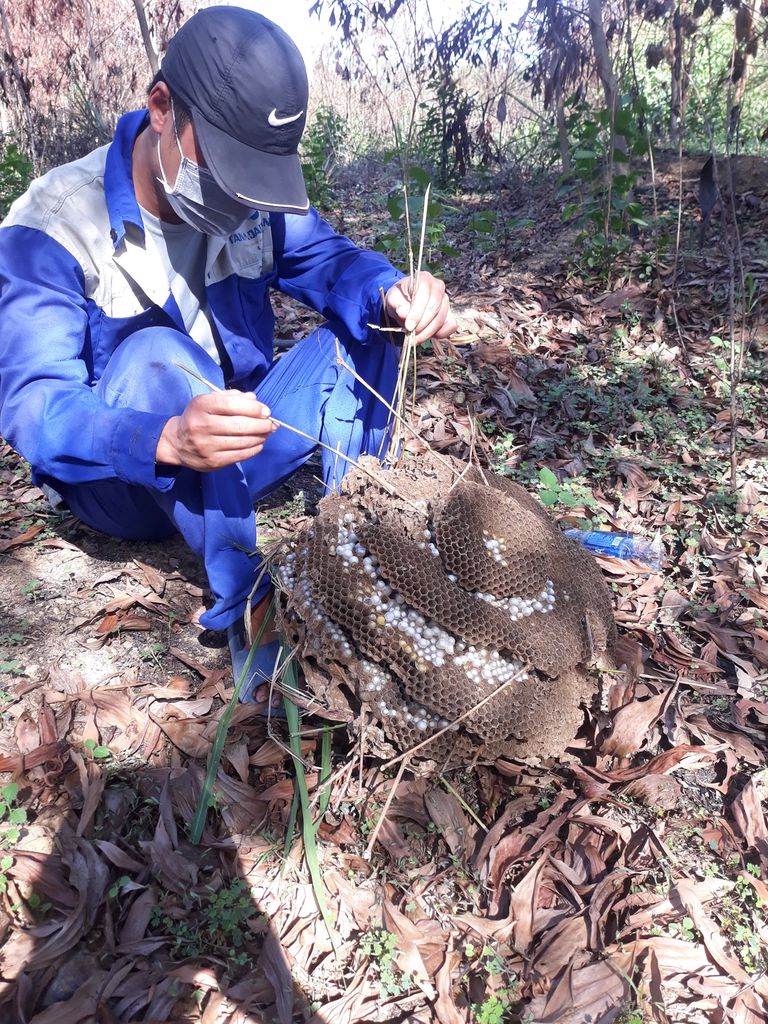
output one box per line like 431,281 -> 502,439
564,529 -> 663,569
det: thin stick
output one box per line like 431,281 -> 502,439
379,665 -> 532,772
403,181 -> 415,284
173,361 -> 226,393
308,755 -> 357,811
391,183 -> 433,448
414,182 -> 430,295
172,361 -> 425,512
438,774 -> 488,834
363,755 -> 410,861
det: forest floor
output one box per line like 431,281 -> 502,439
0,151 -> 767,1024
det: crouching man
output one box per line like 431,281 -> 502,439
0,6 -> 455,703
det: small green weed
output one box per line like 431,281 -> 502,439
84,738 -> 112,760
21,579 -> 42,603
375,164 -> 458,271
0,633 -> 25,647
560,94 -> 653,282
469,944 -> 518,1023
537,466 -> 598,513
713,869 -> 766,975
616,1011 -> 645,1024
0,782 -> 28,894
360,927 -> 414,998
149,878 -> 257,966
139,642 -> 167,670
473,989 -> 514,1024
0,659 -> 25,677
666,915 -> 697,942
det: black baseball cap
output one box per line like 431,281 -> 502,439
161,6 -> 310,215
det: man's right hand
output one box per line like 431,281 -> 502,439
155,391 -> 277,471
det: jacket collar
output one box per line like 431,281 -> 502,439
104,110 -> 149,249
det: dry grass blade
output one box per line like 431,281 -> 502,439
362,755 -> 410,860
333,343 -> 461,480
389,183 -> 431,455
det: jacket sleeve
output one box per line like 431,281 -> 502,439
270,208 -> 404,341
0,225 -> 169,487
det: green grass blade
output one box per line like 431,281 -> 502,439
315,722 -> 332,832
281,785 -> 300,879
284,660 -> 338,952
190,599 -> 275,845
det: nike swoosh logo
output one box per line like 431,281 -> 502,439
268,108 -> 304,127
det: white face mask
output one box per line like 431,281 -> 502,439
157,102 -> 251,236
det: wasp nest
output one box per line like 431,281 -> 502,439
273,452 -> 615,764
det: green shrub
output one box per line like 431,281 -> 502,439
300,106 -> 346,210
0,141 -> 32,220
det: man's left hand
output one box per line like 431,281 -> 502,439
384,272 -> 457,345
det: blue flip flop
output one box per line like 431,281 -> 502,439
226,618 -> 284,709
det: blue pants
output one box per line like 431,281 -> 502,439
55,325 -> 399,630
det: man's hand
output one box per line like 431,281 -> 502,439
156,391 -> 277,471
384,272 -> 457,345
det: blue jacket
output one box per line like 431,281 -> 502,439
0,111 -> 401,490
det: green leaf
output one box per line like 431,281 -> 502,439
0,856 -> 13,871
285,662 -> 338,952
539,489 -> 559,506
9,807 -> 27,825
2,784 -> 19,804
539,466 -> 558,489
409,166 -> 430,188
84,738 -> 96,752
613,110 -> 632,135
386,195 -> 403,221
92,746 -> 112,759
190,598 -> 276,845
573,149 -> 595,162
316,723 -> 332,827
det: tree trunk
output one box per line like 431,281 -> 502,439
587,0 -> 629,158
727,0 -> 759,147
555,87 -> 570,174
132,0 -> 160,77
669,4 -> 683,146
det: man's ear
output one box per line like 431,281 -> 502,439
147,82 -> 171,136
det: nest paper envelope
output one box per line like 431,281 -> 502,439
275,451 -> 616,764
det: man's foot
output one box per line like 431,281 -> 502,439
227,591 -> 283,708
